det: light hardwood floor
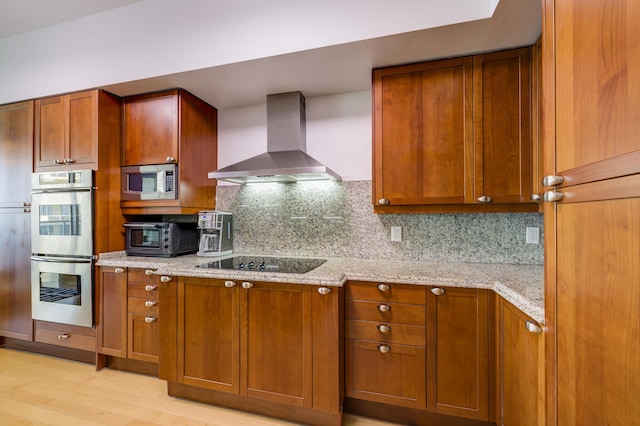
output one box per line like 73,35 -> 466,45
0,348 -> 398,426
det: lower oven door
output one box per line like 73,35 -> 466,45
31,256 -> 93,328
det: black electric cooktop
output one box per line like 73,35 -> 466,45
197,255 -> 327,274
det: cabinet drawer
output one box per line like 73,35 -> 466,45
346,281 -> 426,304
346,300 -> 425,325
127,268 -> 158,284
35,326 -> 96,352
128,297 -> 159,315
128,282 -> 159,299
345,320 -> 425,346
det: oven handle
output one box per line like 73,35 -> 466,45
31,256 -> 93,264
31,188 -> 92,194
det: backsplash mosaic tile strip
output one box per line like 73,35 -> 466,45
215,180 -> 544,265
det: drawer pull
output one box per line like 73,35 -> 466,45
431,287 -> 445,296
144,317 -> 156,323
145,285 -> 157,291
58,333 -> 70,340
242,282 -> 254,289
378,345 -> 390,354
525,320 -> 543,334
377,304 -> 391,312
224,280 -> 237,288
144,301 -> 157,307
377,324 -> 391,333
377,283 -> 390,292
317,287 -> 332,295
160,276 -> 172,283
114,267 -> 125,273
145,269 -> 154,275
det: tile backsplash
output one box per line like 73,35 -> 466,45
215,180 -> 544,265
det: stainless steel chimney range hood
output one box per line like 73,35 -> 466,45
208,91 -> 341,184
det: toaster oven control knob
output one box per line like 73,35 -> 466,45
164,244 -> 169,249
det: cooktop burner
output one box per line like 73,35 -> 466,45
197,256 -> 327,274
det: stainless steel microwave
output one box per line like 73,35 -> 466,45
124,222 -> 198,257
121,164 -> 177,201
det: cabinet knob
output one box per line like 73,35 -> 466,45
145,285 -> 158,291
145,269 -> 154,275
377,345 -> 390,354
166,156 -> 176,163
23,208 -> 31,213
114,267 -> 125,274
317,287 -> 332,295
224,280 -> 237,288
477,195 -> 492,203
144,301 -> 157,307
431,287 -> 445,296
22,202 -> 31,207
53,159 -> 64,165
242,281 -> 254,289
377,304 -> 391,312
525,320 -> 543,334
160,276 -> 172,283
377,283 -> 390,292
63,158 -> 76,164
377,324 -> 391,333
530,194 -> 542,202
542,175 -> 564,187
144,316 -> 156,323
378,198 -> 390,205
543,190 -> 564,202
58,333 -> 70,340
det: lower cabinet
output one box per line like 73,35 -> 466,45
159,276 -> 342,425
497,298 -> 544,426
34,320 -> 96,351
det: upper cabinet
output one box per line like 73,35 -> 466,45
373,47 -> 538,214
121,89 -> 217,215
34,90 -> 117,171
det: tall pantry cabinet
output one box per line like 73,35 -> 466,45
542,0 -> 640,425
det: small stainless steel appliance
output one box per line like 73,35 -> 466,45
124,222 -> 198,257
196,211 -> 233,257
121,163 -> 177,201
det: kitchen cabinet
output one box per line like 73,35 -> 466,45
34,320 -> 96,351
121,89 -> 217,215
426,287 -> 492,421
0,100 -> 33,341
345,281 -> 426,410
373,47 -> 537,214
159,276 -> 342,426
541,1 -> 640,425
97,267 -> 160,364
497,298 -> 544,426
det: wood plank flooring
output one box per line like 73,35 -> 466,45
0,348 -> 398,425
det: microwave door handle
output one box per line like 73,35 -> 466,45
31,256 -> 93,264
157,170 -> 166,193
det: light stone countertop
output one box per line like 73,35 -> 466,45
97,251 -> 544,324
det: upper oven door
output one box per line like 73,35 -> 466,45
31,189 -> 93,257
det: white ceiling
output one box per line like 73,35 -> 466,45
0,0 -> 541,109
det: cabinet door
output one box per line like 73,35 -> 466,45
499,299 -> 544,426
128,312 -> 159,362
373,57 -> 473,207
473,48 -> 532,204
35,96 -> 66,168
241,281 -> 313,408
427,287 -> 490,420
123,90 -> 179,166
179,277 -> 239,394
67,91 -> 97,166
97,266 -> 127,357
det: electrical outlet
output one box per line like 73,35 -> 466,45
391,226 -> 402,242
526,227 -> 540,244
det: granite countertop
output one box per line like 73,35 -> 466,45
97,251 -> 544,324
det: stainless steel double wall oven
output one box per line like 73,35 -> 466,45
30,170 -> 94,328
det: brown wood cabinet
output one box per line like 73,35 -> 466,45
34,320 -> 96,351
542,2 -> 640,425
373,47 -> 537,214
0,100 -> 34,341
121,89 -> 217,215
159,276 -> 342,425
426,286 -> 491,421
497,298 -> 544,426
345,281 -> 426,410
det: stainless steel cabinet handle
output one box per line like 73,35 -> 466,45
377,324 -> 391,333
224,280 -> 237,288
166,156 -> 176,163
242,281 -> 254,289
23,208 -> 31,213
477,195 -> 492,203
114,267 -> 125,274
431,287 -> 445,296
160,276 -> 172,283
542,175 -> 564,187
377,345 -> 390,354
58,333 -> 70,340
145,285 -> 158,291
525,320 -> 543,334
22,202 -> 31,207
144,317 -> 156,323
543,190 -> 564,202
378,198 -> 390,205
53,159 -> 64,165
377,304 -> 391,312
317,287 -> 332,295
145,269 -> 154,275
144,301 -> 157,307
530,194 -> 541,202
63,158 -> 76,164
377,284 -> 390,292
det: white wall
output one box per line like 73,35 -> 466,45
217,91 -> 372,184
